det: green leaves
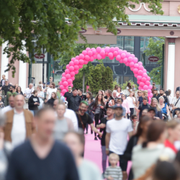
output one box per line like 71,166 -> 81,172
0,0 -> 163,76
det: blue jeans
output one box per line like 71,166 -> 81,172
109,151 -> 127,171
101,146 -> 107,173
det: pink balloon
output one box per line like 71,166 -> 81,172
97,54 -> 102,60
148,89 -> 151,93
100,50 -> 105,57
110,47 -> 115,53
82,50 -> 87,55
85,55 -> 90,61
74,65 -> 79,70
76,56 -> 80,60
139,82 -> 145,87
66,74 -> 71,79
114,47 -> 119,51
69,66 -> 74,71
128,57 -> 133,62
138,61 -> 143,66
71,84 -> 74,87
137,75 -> 142,81
79,64 -> 83,69
79,59 -> 84,65
70,71 -> 75,77
129,62 -> 135,68
69,61 -> 74,66
123,58 -> 127,64
74,60 -> 79,65
141,77 -> 146,82
88,51 -> 93,56
71,58 -> 76,62
66,64 -> 69,69
138,70 -> 143,75
90,57 -> 94,62
133,58 -> 138,63
62,73 -> 65,76
149,85 -> 152,89
86,47 -> 91,51
62,89 -> 67,94
108,52 -> 114,60
147,76 -> 150,81
121,53 -> 126,59
63,81 -> 68,86
143,85 -> 148,90
139,65 -> 144,70
65,69 -> 70,74
72,77 -> 75,81
60,81 -> 63,85
96,47 -> 101,53
60,85 -> 64,89
105,47 -> 110,53
145,81 -> 150,86
93,54 -> 97,59
116,55 -> 121,61
126,62 -> 130,66
114,51 -> 118,57
133,68 -> 138,74
79,54 -> 84,59
75,70 -> 79,74
67,79 -> 72,84
61,77 -> 66,81
134,64 -> 138,68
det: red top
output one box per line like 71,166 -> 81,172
164,139 -> 178,153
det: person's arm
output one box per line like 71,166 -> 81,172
90,124 -> 102,136
128,131 -> 134,138
70,111 -> 78,131
105,132 -> 110,155
166,105 -> 170,116
96,123 -> 106,129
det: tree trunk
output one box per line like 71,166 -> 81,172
83,72 -> 85,93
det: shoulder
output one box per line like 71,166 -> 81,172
53,140 -> 72,155
107,119 -> 115,125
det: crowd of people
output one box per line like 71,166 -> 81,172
1,74 -> 180,180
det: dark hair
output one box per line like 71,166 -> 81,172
86,91 -> 92,102
127,82 -> 132,89
52,82 -> 56,88
114,85 -> 118,90
143,97 -> 148,101
33,90 -> 38,94
160,88 -> 164,91
78,89 -> 83,93
51,92 -> 57,99
131,115 -> 137,120
35,106 -> 55,118
65,130 -> 85,145
136,115 -> 151,137
72,88 -> 78,91
153,161 -> 178,180
142,121 -> 166,148
94,94 -> 105,108
165,91 -> 170,96
106,89 -> 112,97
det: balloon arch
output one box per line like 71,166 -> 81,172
60,47 -> 153,102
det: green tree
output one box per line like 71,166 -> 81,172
102,66 -> 113,90
144,37 -> 165,84
0,0 -> 163,76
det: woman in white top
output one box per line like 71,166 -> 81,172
126,82 -> 132,96
47,82 -> 57,100
116,86 -> 122,98
132,121 -> 175,179
126,92 -> 136,118
64,131 -> 102,180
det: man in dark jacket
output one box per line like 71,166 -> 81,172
64,86 -> 72,106
68,88 -> 81,112
78,89 -> 86,100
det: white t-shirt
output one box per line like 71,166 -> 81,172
24,87 -> 34,99
11,110 -> 26,148
1,105 -> 13,114
126,97 -> 135,108
172,97 -> 180,108
106,118 -> 133,155
64,109 -> 78,131
47,88 -> 57,100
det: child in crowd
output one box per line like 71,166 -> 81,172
104,153 -> 122,180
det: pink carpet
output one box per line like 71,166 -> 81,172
84,133 -> 131,173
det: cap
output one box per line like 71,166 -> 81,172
112,104 -> 123,109
148,107 -> 156,113
154,88 -> 158,91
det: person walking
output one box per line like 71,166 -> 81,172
46,82 -> 57,100
106,104 -> 133,178
16,86 -> 23,95
46,92 -> 56,107
37,85 -> 45,109
54,102 -> 74,141
121,94 -> 130,118
4,95 -> 34,148
96,105 -> 114,176
64,131 -> 101,180
126,92 -> 136,118
6,107 -> 79,180
68,88 -> 81,112
24,83 -> 34,99
89,94 -> 106,140
159,96 -> 170,120
28,90 -> 40,115
138,97 -> 150,118
150,98 -> 162,119
1,95 -> 15,114
78,89 -> 86,100
64,86 -> 72,104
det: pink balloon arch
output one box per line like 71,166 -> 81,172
60,47 -> 153,102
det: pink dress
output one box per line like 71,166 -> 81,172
122,99 -> 130,114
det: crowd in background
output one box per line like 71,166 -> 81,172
1,73 -> 180,180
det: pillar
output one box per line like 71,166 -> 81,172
166,38 -> 176,97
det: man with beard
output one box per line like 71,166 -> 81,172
106,104 -> 133,177
76,101 -> 102,136
157,88 -> 169,105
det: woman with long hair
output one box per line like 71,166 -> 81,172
132,121 -> 175,179
37,85 -> 44,109
64,131 -> 102,180
89,94 -> 105,140
16,86 -> 23,95
124,115 -> 152,180
150,98 -> 162,119
126,82 -> 132,95
46,92 -> 57,107
116,86 -> 122,98
165,120 -> 180,155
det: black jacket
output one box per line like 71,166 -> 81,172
64,92 -> 72,102
28,95 -> 40,110
68,95 -> 81,112
46,98 -> 55,107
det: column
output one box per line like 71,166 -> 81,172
1,42 -> 9,79
166,38 -> 176,97
18,41 -> 27,92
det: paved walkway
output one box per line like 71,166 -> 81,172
84,133 -> 131,173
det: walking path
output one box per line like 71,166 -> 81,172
84,133 -> 131,173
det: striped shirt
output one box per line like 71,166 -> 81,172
104,166 -> 123,180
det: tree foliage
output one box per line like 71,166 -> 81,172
144,37 -> 165,84
88,64 -> 113,94
0,0 -> 163,76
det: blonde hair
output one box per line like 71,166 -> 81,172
166,120 -> 180,129
151,98 -> 161,111
158,96 -> 165,101
109,153 -> 119,161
